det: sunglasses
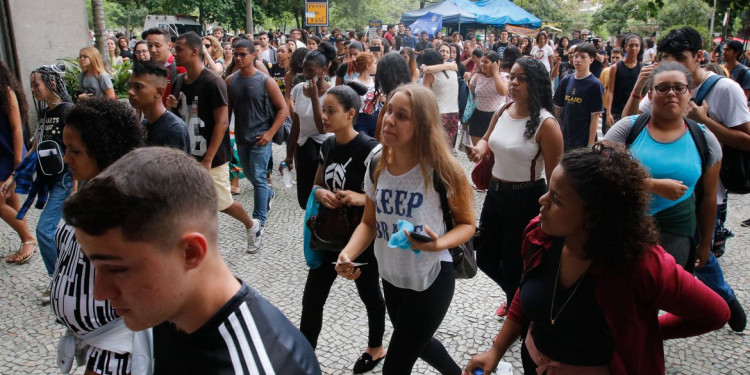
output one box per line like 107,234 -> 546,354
203,44 -> 211,49
234,52 -> 252,58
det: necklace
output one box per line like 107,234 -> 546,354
549,253 -> 588,326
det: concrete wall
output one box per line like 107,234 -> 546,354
8,0 -> 88,127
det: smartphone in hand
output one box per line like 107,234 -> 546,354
409,231 -> 434,242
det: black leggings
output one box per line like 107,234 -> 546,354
294,139 -> 323,209
477,183 -> 546,305
381,262 -> 460,375
300,246 -> 385,349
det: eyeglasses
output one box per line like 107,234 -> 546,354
134,50 -> 148,55
653,84 -> 688,95
234,52 -> 252,58
78,55 -> 89,60
508,73 -> 527,82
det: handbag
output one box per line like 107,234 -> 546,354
433,173 -> 477,279
470,102 -> 512,190
35,112 -> 65,176
461,90 -> 476,124
259,75 -> 291,145
720,145 -> 750,194
304,136 -> 363,251
471,151 -> 494,190
303,186 -> 324,268
306,205 -> 363,251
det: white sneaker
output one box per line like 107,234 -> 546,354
39,289 -> 51,305
246,219 -> 263,254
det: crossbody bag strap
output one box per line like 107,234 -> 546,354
529,147 -> 542,182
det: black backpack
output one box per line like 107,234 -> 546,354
692,74 -> 750,194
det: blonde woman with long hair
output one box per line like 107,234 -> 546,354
336,84 -> 474,375
77,46 -> 116,99
202,35 -> 225,74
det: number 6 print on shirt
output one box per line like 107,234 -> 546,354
179,95 -> 208,157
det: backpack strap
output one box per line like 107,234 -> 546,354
625,113 -> 651,147
171,72 -> 186,99
694,74 -> 724,106
432,172 -> 454,231
685,118 -> 710,172
368,150 -> 382,185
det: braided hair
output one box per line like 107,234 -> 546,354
30,64 -> 73,116
514,57 -> 553,139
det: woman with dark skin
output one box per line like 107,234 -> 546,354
465,144 -> 729,375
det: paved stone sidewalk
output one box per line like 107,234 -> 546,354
0,144 -> 747,374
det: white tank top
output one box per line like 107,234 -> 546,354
488,107 -> 555,182
431,70 -> 459,114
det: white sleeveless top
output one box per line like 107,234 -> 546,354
431,70 -> 459,114
488,107 -> 555,182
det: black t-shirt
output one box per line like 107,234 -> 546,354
172,68 -> 231,168
553,74 -> 604,149
520,240 -> 612,367
143,110 -> 190,154
494,42 -> 510,59
153,283 -> 322,375
39,102 -> 73,153
120,49 -> 134,60
590,50 -> 606,78
269,63 -> 288,96
319,133 -> 379,195
335,62 -> 349,80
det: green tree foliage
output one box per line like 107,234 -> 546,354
591,0 -> 651,36
656,0 -> 711,31
513,0 -> 578,31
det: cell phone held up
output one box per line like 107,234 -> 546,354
409,231 -> 433,243
369,45 -> 381,53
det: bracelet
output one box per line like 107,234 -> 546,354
631,94 -> 642,99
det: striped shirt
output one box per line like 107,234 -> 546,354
153,283 -> 321,375
50,222 -> 131,374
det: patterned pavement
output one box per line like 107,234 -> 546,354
0,143 -> 747,374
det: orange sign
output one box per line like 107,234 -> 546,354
305,1 -> 328,26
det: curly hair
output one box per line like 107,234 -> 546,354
0,62 -> 29,127
561,143 -> 658,267
64,97 -> 144,171
202,35 -> 223,61
657,27 -> 702,58
513,57 -> 553,139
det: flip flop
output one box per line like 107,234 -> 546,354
7,241 -> 37,264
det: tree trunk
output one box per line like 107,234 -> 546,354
91,0 -> 107,65
246,0 -> 254,34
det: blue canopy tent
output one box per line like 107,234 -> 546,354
401,0 -> 483,27
473,0 -> 542,28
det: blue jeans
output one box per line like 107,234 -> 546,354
237,142 -> 272,225
695,252 -> 736,303
39,171 -> 73,277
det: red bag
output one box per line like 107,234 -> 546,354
471,151 -> 494,190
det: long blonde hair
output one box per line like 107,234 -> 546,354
203,35 -> 222,61
80,46 -> 106,76
374,84 -> 473,211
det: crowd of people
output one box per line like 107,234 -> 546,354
1,21 -> 749,375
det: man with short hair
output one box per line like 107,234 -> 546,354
401,27 -> 416,49
146,28 -> 186,106
553,42 -> 604,150
494,30 -> 510,59
226,40 -> 288,250
128,61 -> 189,153
65,147 -> 322,375
484,31 -> 496,51
258,32 -> 277,64
623,27 -> 749,333
290,29 -> 306,49
723,40 -> 750,101
571,30 -> 582,46
165,32 -> 260,253
134,40 -> 150,62
589,38 -> 608,78
415,31 -> 433,65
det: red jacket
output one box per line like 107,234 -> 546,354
507,217 -> 729,375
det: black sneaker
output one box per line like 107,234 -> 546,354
741,218 -> 750,227
728,297 -> 747,333
352,353 -> 384,374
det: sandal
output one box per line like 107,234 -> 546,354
231,186 -> 241,195
6,241 -> 37,264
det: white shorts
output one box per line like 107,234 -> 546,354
209,163 -> 234,211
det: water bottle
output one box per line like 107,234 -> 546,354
281,162 -> 293,188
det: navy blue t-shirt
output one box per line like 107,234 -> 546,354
553,73 -> 604,149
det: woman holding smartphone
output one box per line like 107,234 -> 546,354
300,83 -> 387,374
336,84 -> 475,375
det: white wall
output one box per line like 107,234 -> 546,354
8,0 -> 88,127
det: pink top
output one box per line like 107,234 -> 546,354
470,72 -> 509,112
